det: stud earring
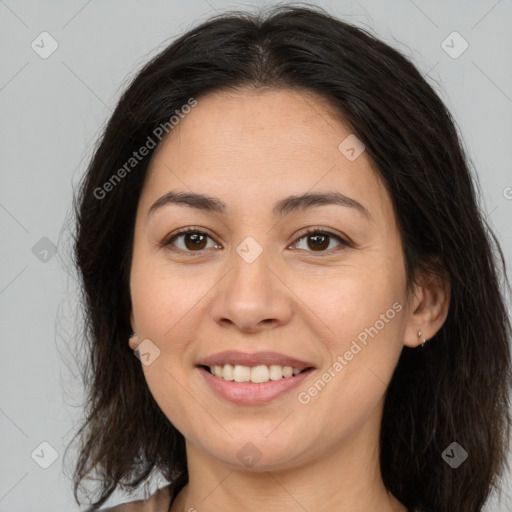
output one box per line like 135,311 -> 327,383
418,330 -> 427,348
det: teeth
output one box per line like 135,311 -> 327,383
209,364 -> 306,383
251,365 -> 269,383
269,364 -> 283,381
233,364 -> 251,382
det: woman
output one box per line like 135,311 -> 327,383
68,4 -> 512,512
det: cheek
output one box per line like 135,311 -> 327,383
130,256 -> 201,338
296,265 -> 401,338
142,364 -> 198,440
291,271 -> 405,434
296,264 -> 406,389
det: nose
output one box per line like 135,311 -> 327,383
210,246 -> 293,333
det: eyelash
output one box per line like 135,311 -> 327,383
161,226 -> 351,256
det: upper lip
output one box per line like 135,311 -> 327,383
197,351 -> 315,369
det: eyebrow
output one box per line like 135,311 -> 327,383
147,190 -> 372,221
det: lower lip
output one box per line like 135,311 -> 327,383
197,366 -> 314,405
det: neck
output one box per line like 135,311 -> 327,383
170,407 -> 407,512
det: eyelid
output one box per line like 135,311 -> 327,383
161,226 -> 220,249
290,226 -> 351,253
292,225 -> 349,243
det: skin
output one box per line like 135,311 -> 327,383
129,88 -> 450,512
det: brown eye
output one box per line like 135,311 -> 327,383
306,233 -> 330,251
163,229 -> 220,253
292,229 -> 349,254
182,232 -> 208,250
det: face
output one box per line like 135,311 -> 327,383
129,88 -> 412,471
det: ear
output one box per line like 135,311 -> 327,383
403,262 -> 450,348
129,311 -> 139,350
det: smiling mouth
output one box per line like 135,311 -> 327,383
198,364 -> 314,384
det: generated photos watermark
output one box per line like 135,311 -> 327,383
297,301 -> 403,405
94,97 -> 198,200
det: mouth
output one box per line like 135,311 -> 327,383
196,362 -> 315,405
195,350 -> 316,404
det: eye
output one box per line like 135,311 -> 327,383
290,227 -> 350,254
161,226 -> 350,255
162,227 -> 221,253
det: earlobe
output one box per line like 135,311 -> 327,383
128,332 -> 138,350
417,330 -> 427,348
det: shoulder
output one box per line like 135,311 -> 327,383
99,485 -> 172,512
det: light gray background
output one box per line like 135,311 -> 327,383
1,0 -> 511,510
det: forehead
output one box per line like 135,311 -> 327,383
140,88 -> 391,224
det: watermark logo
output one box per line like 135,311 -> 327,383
31,441 -> 58,469
236,442 -> 262,467
32,237 -> 57,263
441,31 -> 468,59
134,338 -> 161,366
441,442 -> 468,469
236,236 -> 263,264
338,134 -> 365,161
31,31 -> 59,59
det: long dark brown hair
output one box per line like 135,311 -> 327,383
66,4 -> 512,511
